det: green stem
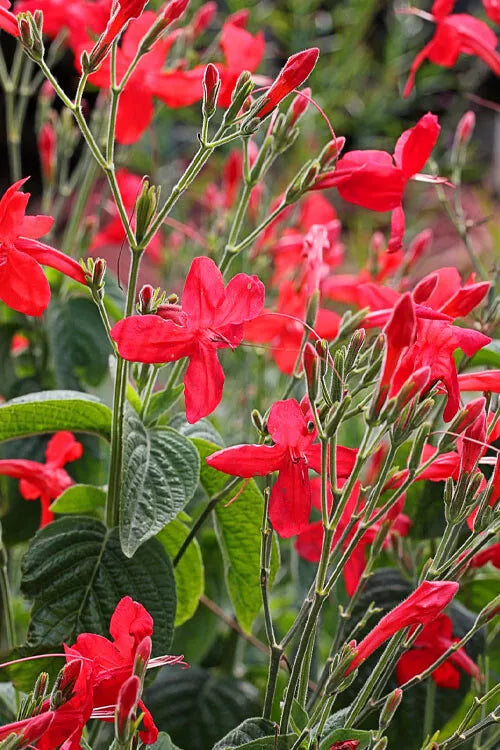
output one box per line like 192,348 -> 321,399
0,552 -> 16,651
173,477 -> 242,567
423,677 -> 436,742
139,367 -> 159,419
61,154 -> 100,254
105,250 -> 143,528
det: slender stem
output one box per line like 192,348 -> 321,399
61,153 -> 100,254
139,367 -> 159,419
261,484 -> 281,721
223,201 -> 287,261
105,251 -> 143,528
423,677 -> 436,742
219,181 -> 252,274
173,477 -> 242,567
0,552 -> 16,651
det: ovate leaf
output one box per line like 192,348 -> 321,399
194,438 -> 280,634
120,414 -> 200,557
21,516 -> 176,655
157,519 -> 204,626
319,728 -> 371,749
213,718 -> 278,749
0,391 -> 112,443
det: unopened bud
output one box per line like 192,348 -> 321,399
408,422 -> 431,472
372,738 -> 388,750
325,395 -> 352,437
476,593 -> 500,626
133,635 -> 152,683
318,136 -> 346,168
203,63 -> 220,119
50,661 -> 79,710
344,329 -> 365,373
251,409 -> 265,435
456,111 -> 475,147
225,71 -> 254,123
326,641 -> 358,693
33,672 -> 49,703
331,349 -> 345,404
379,688 -> 402,732
18,12 -> 44,61
115,675 -> 141,743
190,1 -> 216,37
135,179 -> 160,245
137,284 -> 165,315
303,343 -> 320,403
288,87 -> 311,127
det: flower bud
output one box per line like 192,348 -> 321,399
254,48 -> 319,120
139,0 -> 190,53
379,688 -> 402,732
190,1 -> 216,37
133,635 -> 152,683
33,671 -> 49,703
115,675 -> 141,743
38,122 -> 56,181
456,111 -> 476,147
303,343 -> 320,403
460,410 -> 486,476
408,422 -> 431,472
476,593 -> 500,626
135,179 -> 160,246
318,136 -> 346,168
137,284 -> 166,315
251,408 -> 266,435
344,329 -> 365,373
288,86 -> 311,127
331,349 -> 345,404
18,12 -> 44,61
203,63 -> 221,119
50,661 -> 79,710
225,71 -> 254,123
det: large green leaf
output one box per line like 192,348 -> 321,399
47,297 -> 112,388
157,519 -> 204,626
50,484 -> 106,515
193,438 -> 279,634
21,517 -> 176,655
144,666 -> 259,750
120,415 -> 200,557
319,728 -> 371,749
213,718 -> 282,749
150,733 -> 184,750
0,391 -> 112,443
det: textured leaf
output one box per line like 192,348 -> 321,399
157,519 -> 204,626
120,414 -> 200,557
146,385 -> 184,425
47,297 -> 111,388
0,391 -> 112,443
171,415 -> 224,445
145,666 -> 259,750
193,438 -> 280,634
21,516 -> 176,655
213,718 -> 278,749
50,484 -> 106,515
150,733 -> 184,750
290,699 -> 308,734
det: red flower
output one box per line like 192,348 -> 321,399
111,256 -> 265,423
64,597 -> 161,743
255,47 -> 320,119
0,179 -> 86,316
90,0 -> 148,65
0,711 -> 55,745
403,1 -> 500,98
295,480 -> 410,595
14,0 -> 112,48
347,580 -> 459,673
484,0 -> 500,25
38,122 -> 57,181
330,743 -> 360,750
313,113 -> 441,212
206,398 -> 357,538
0,431 -> 83,526
0,0 -> 19,36
90,169 -> 162,262
244,281 -> 340,375
396,614 -> 479,689
217,15 -> 265,107
37,659 -> 95,750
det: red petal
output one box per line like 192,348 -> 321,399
182,256 -> 225,327
19,214 -> 54,239
394,113 -> 440,177
0,243 -> 50,316
215,273 -> 265,327
220,21 -> 265,72
152,67 -> 205,108
269,458 -> 312,538
45,432 -> 83,467
16,237 -> 86,284
184,343 -> 225,422
111,315 -> 193,363
267,399 -> 308,447
109,596 -> 154,653
207,443 -> 286,477
295,520 -> 324,562
115,83 -> 154,144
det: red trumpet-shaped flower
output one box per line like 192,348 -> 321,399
0,0 -> 19,36
403,1 -> 500,98
396,614 -> 479,689
65,596 -> 186,745
295,480 -> 410,595
255,47 -> 320,119
469,542 -> 500,569
313,113 -> 441,212
0,179 -> 86,315
456,370 -> 500,393
206,398 -> 357,537
484,0 -> 500,25
89,0 -> 148,66
244,281 -> 340,375
111,256 -> 265,423
347,580 -> 459,673
0,431 -> 82,526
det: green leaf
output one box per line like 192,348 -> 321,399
193,438 -> 280,634
171,415 -> 224,445
229,737 -> 294,749
49,484 -> 106,515
21,516 -> 176,655
47,297 -> 112,388
468,340 -> 500,369
150,733 -> 184,750
120,414 -> 200,557
144,666 -> 259,749
0,391 -> 112,443
290,699 -> 309,734
213,718 -> 279,749
157,519 -> 204,626
319,728 -> 371,750
146,385 -> 184,425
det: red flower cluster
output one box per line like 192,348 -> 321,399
0,597 -> 185,747
0,180 -> 86,316
0,431 -> 82,526
111,256 -> 265,422
0,0 -> 19,36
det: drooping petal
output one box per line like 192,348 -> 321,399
152,66 -> 206,108
295,520 -> 324,562
269,457 -> 312,537
111,315 -> 194,363
16,237 -> 87,284
184,342 -> 225,422
45,431 -> 83,467
109,596 -> 154,653
394,113 -> 440,177
457,370 -> 500,392
0,243 -> 51,316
